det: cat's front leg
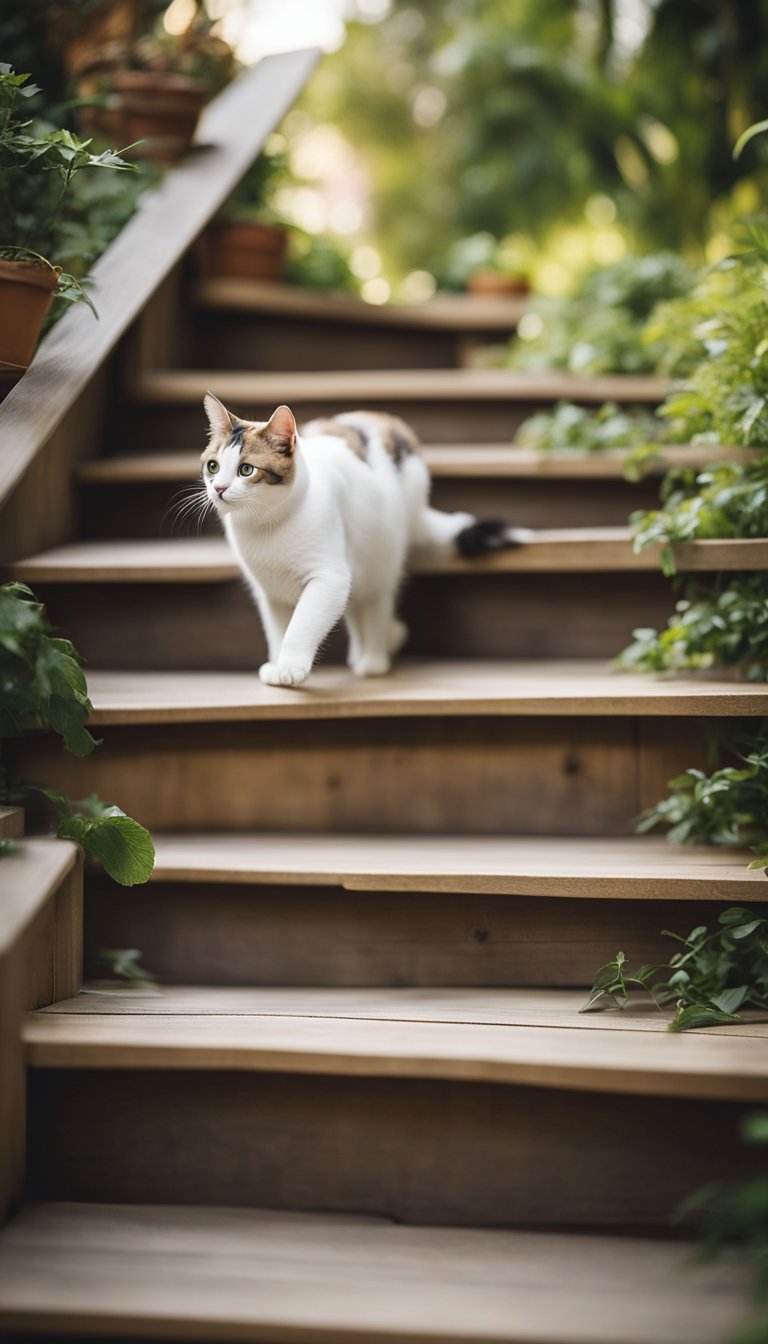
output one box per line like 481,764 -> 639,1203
255,592 -> 292,664
259,569 -> 350,688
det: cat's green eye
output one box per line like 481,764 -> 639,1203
207,460 -> 220,475
238,463 -> 255,477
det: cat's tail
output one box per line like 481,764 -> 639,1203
454,519 -> 535,557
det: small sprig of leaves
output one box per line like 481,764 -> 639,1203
617,574 -> 768,680
637,733 -> 768,857
515,399 -> 660,457
95,948 -> 156,988
630,457 -> 768,576
583,908 -> 768,1031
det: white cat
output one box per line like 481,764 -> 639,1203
202,394 -> 532,687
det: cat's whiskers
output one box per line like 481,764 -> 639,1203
164,484 -> 213,536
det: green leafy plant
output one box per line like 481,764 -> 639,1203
630,458 -> 768,575
618,575 -> 768,680
0,64 -> 136,316
636,727 -> 768,859
217,149 -> 288,226
681,1111 -> 768,1340
515,399 -> 660,456
508,253 -> 694,376
283,231 -> 358,293
583,907 -> 768,1032
0,582 -> 154,886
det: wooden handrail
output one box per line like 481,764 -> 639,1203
0,48 -> 319,510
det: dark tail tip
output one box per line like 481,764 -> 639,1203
455,519 -> 532,558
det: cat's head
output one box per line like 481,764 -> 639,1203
201,394 -> 298,515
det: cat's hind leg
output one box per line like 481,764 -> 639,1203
347,591 -> 398,677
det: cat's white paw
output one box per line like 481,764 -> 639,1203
351,653 -> 391,678
259,659 -> 312,687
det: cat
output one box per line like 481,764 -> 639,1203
202,393 -> 533,687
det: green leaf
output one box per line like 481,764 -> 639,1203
669,1003 -> 737,1032
59,812 -> 155,886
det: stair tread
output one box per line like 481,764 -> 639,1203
8,531 -> 768,580
77,662 -> 768,723
0,837 -> 79,959
136,366 -> 669,405
76,442 -> 749,484
0,1202 -> 747,1344
24,986 -> 768,1099
195,274 -> 529,330
148,831 -> 763,899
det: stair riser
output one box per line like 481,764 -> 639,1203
188,312 -> 480,371
15,717 -> 705,835
28,1068 -> 756,1227
121,397 -> 657,448
30,574 -> 674,668
79,477 -> 659,539
84,879 -> 758,987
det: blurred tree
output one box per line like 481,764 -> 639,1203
298,0 -> 768,281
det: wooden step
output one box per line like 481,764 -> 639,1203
9,532 -> 768,583
147,832 -> 761,899
194,276 -> 530,330
136,367 -> 669,407
86,833 -> 765,992
0,1202 -> 747,1344
76,442 -> 749,486
24,985 -> 768,1099
72,663 -> 768,722
22,986 -> 768,1223
123,368 -> 669,446
0,838 -> 79,961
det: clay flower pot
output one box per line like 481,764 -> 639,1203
467,270 -> 531,297
198,221 -> 289,282
0,260 -> 59,374
110,71 -> 207,164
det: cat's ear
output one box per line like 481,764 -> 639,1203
267,404 -> 298,455
203,392 -> 236,438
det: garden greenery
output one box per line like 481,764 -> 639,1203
0,582 -> 154,886
508,253 -> 694,376
515,399 -> 660,457
618,576 -> 768,681
0,65 -> 137,316
583,907 -> 768,1032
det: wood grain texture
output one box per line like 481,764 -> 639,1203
0,50 -> 319,511
134,367 -> 669,406
195,274 -> 529,328
146,832 -> 762,900
84,878 -> 736,989
67,663 -> 768,723
26,1068 -> 758,1226
10,532 -> 768,581
25,986 -> 768,1100
14,716 -> 663,837
76,441 -> 749,484
0,807 -> 23,839
0,1201 -> 748,1344
0,839 -> 79,959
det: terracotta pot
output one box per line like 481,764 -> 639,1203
109,72 -> 207,164
198,221 -> 289,282
0,260 -> 59,373
467,270 -> 531,297
57,0 -> 140,80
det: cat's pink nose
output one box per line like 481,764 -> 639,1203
214,485 -> 228,495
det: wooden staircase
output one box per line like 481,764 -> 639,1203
0,51 -> 766,1344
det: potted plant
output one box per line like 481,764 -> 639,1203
437,232 -> 532,297
79,18 -> 235,164
197,149 -> 290,281
0,65 -> 136,377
